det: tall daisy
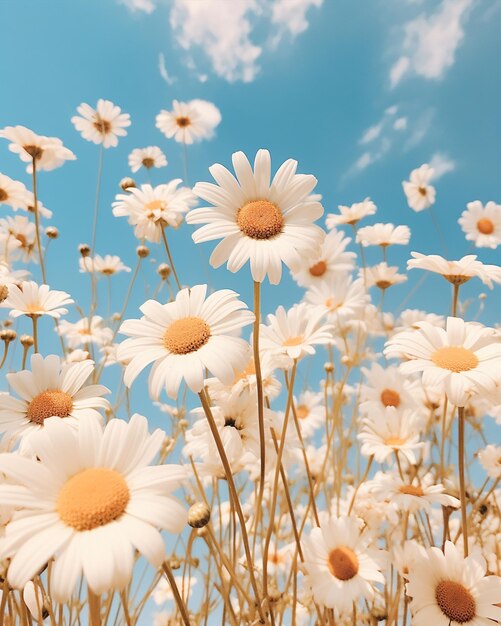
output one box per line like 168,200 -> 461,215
118,285 -> 254,398
186,149 -> 324,284
408,252 -> 501,288
458,200 -> 501,249
0,126 -> 76,172
402,164 -> 436,212
71,99 -> 131,148
0,414 -> 187,600
1,281 -> 73,319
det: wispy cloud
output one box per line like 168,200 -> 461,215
429,152 -> 456,179
158,53 -> 176,85
390,0 -> 474,87
119,0 -> 155,14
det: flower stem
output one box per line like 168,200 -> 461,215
162,561 -> 191,626
161,228 -> 182,291
457,405 -> 469,556
31,159 -> 47,284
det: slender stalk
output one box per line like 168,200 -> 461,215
31,315 -> 39,353
162,561 -> 191,626
160,228 -> 182,291
31,159 -> 47,283
87,589 -> 101,626
90,145 -> 104,254
457,405 -> 469,555
181,140 -> 189,185
452,283 -> 460,317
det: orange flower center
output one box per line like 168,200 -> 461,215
57,468 -> 130,531
327,546 -> 359,581
93,118 -> 111,134
435,580 -> 476,623
296,404 -> 309,420
309,260 -> 327,277
142,157 -> 155,169
399,484 -> 424,496
0,188 -> 8,202
376,280 -> 392,290
237,200 -> 283,240
417,186 -> 427,196
144,199 -> 166,216
476,218 -> 494,235
23,145 -> 43,160
431,347 -> 478,372
385,436 -> 406,447
164,317 -> 211,354
176,116 -> 191,128
26,390 -> 73,424
283,335 -> 304,347
380,388 -> 401,408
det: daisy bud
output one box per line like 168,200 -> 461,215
20,334 -> 34,347
0,284 -> 8,303
111,312 -> 121,321
120,177 -> 136,191
157,263 -> 171,279
169,557 -> 181,570
136,245 -> 150,258
324,361 -> 334,373
0,329 -> 16,342
79,244 -> 91,257
46,226 -> 59,239
188,502 -> 211,528
479,293 -> 487,300
3,319 -> 12,327
179,419 -> 189,429
196,527 -> 208,538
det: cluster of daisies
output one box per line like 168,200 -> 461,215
0,98 -> 499,626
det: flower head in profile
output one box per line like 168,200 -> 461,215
128,146 -> 167,173
156,99 -> 221,144
0,215 -> 37,263
118,285 -> 254,398
187,149 -> 324,284
79,254 -> 131,276
325,198 -> 376,228
58,316 -> 113,348
459,200 -> 501,249
1,281 -> 73,319
0,353 -> 109,447
363,263 -> 407,291
303,273 -> 368,326
0,173 -> 27,210
408,252 -> 501,288
402,164 -> 435,212
113,182 -> 196,243
0,414 -> 187,600
0,126 -> 75,172
356,223 -> 410,248
71,99 -> 131,148
384,316 -> 501,407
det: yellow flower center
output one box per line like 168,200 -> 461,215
0,188 -> 8,202
142,157 -> 155,169
309,260 -> 327,277
431,347 -> 478,372
296,404 -> 310,420
236,200 -> 283,240
380,388 -> 401,408
435,580 -> 476,624
93,118 -> 111,134
399,484 -> 424,496
57,468 -> 130,531
325,298 -> 340,311
176,116 -> 191,128
476,218 -> 494,235
417,186 -> 427,196
144,199 -> 166,216
327,547 -> 359,581
283,335 -> 304,347
163,317 -> 211,354
385,436 -> 406,447
376,280 -> 392,290
26,390 -> 73,424
444,274 -> 471,286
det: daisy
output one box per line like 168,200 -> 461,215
291,229 -> 356,287
384,316 -> 501,407
407,252 -> 501,288
356,223 -> 410,247
302,516 -> 387,613
325,198 -> 376,228
405,541 -> 501,626
0,215 -> 37,263
156,99 -> 221,145
112,182 -> 196,243
259,303 -> 333,363
363,263 -> 407,290
0,353 -> 109,446
71,99 -> 130,148
303,273 -> 368,326
1,281 -> 73,319
79,254 -> 131,276
0,126 -> 75,172
128,146 -> 168,173
360,363 -> 421,415
186,149 -> 324,285
58,316 -> 113,348
293,390 -> 324,438
478,445 -> 501,479
358,407 -> 424,464
0,413 -> 187,600
118,285 -> 254,398
369,472 -> 459,513
459,200 -> 501,249
0,173 -> 27,210
19,188 -> 53,218
0,263 -> 29,290
395,309 -> 445,332
402,164 -> 436,212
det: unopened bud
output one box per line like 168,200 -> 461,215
46,226 -> 59,239
188,502 -> 211,528
0,329 -> 16,342
120,177 -> 136,191
20,335 -> 34,348
0,285 -> 8,303
324,361 -> 334,373
157,263 -> 171,279
136,245 -> 150,258
79,244 -> 91,257
169,557 -> 181,570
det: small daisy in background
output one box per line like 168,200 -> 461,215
363,263 -> 407,291
459,200 -> 501,249
0,126 -> 76,172
356,223 -> 411,249
58,315 -> 113,349
71,99 -> 131,148
1,281 -> 73,319
325,197 -> 377,228
0,173 -> 28,210
478,444 -> 501,478
402,164 -> 436,212
79,254 -> 131,276
128,146 -> 168,173
156,99 -> 221,145
293,390 -> 324,438
303,273 -> 368,327
408,252 -> 501,288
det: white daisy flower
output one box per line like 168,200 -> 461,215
405,541 -> 501,625
0,126 -> 75,172
118,285 -> 254,398
0,173 -> 27,210
156,99 -> 221,145
408,252 -> 501,288
0,414 -> 187,600
363,263 -> 407,290
459,200 -> 501,249
58,316 -> 113,348
325,198 -> 376,228
71,99 -> 131,148
360,363 -> 421,415
260,303 -> 333,363
0,263 -> 29,289
395,309 -> 445,332
0,215 -> 38,263
0,353 -> 109,446
303,273 -> 368,326
291,229 -> 356,287
402,164 -> 436,212
293,390 -> 324,438
303,516 -> 387,613
478,445 -> 501,479
128,146 -> 168,173
384,316 -> 501,407
187,149 -> 324,285
112,182 -> 196,243
79,254 -> 131,276
358,406 -> 424,464
356,223 -> 410,247
1,281 -> 73,319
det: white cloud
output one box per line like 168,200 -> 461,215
120,0 -> 155,13
393,116 -> 407,130
429,152 -> 456,179
390,0 -> 473,87
158,53 -> 176,85
404,108 -> 434,149
271,0 -> 323,37
360,123 -> 383,145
